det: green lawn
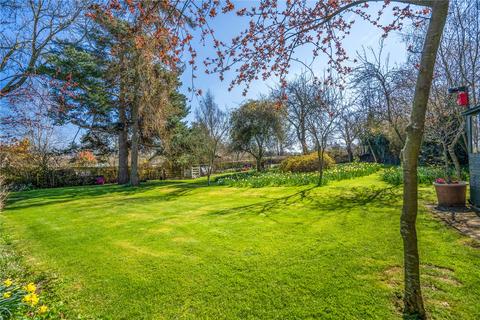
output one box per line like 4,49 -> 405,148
1,174 -> 479,319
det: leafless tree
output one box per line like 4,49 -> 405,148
352,43 -> 412,156
0,92 -> 62,170
195,90 -> 229,185
272,74 -> 316,155
0,0 -> 86,99
273,115 -> 295,156
306,83 -> 341,185
425,81 -> 463,179
441,0 -> 480,106
438,0 -> 479,177
405,0 -> 479,178
337,104 -> 361,162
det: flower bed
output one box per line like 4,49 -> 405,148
1,279 -> 49,319
381,166 -> 468,185
215,162 -> 382,187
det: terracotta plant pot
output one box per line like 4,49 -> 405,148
433,182 -> 467,207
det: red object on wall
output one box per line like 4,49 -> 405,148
457,91 -> 469,106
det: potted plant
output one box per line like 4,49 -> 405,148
433,177 -> 467,208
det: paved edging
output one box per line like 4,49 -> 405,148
426,204 -> 480,241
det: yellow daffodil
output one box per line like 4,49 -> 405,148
3,291 -> 11,298
31,294 -> 39,306
23,293 -> 32,303
38,305 -> 49,314
23,293 -> 39,306
3,278 -> 13,287
24,282 -> 36,293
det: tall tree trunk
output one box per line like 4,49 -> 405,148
130,103 -> 140,186
118,52 -> 129,185
118,103 -> 129,185
400,2 -> 449,319
317,145 -> 325,186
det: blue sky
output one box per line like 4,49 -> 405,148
1,1 -> 416,144
182,1 -> 412,120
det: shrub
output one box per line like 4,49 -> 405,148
2,165 -> 177,190
279,152 -> 335,173
381,166 -> 468,185
0,175 -> 7,211
74,150 -> 97,166
2,167 -> 102,190
381,167 -> 403,186
216,162 -> 382,187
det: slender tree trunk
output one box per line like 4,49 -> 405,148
400,2 -> 449,319
207,144 -> 218,186
317,146 -> 325,186
207,158 -> 213,186
118,103 -> 129,185
367,139 -> 378,163
441,140 -> 450,180
130,103 -> 140,186
315,136 -> 326,186
448,120 -> 465,180
448,145 -> 461,181
345,126 -> 354,162
299,120 -> 309,155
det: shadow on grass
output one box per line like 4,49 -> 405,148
5,179 -> 209,211
6,178 -> 402,222
209,185 -> 401,218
